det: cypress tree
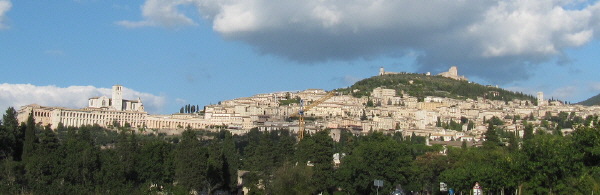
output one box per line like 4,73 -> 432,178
483,123 -> 501,149
22,113 -> 37,160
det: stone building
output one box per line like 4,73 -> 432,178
537,92 -> 546,106
18,85 -> 207,131
88,85 -> 144,112
438,66 -> 468,81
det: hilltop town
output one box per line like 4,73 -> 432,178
18,66 -> 600,143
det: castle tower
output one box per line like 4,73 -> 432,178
379,67 -> 385,76
537,92 -> 545,106
112,85 -> 123,111
449,66 -> 458,77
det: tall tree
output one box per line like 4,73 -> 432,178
25,128 -> 61,193
523,124 -> 534,142
336,132 -> 412,194
205,142 -> 225,194
268,162 -> 314,195
22,113 -> 37,161
116,130 -> 140,184
296,130 -> 334,193
409,152 -> 449,194
483,123 -> 502,149
221,131 -> 239,192
2,107 -> 22,161
59,127 -> 101,193
521,134 -> 582,194
0,125 -> 10,160
137,140 -> 173,187
174,130 -> 207,192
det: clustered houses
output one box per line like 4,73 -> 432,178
18,68 -> 600,140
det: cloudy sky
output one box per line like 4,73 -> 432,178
1,0 -> 600,114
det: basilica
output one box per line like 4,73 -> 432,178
17,85 -> 209,132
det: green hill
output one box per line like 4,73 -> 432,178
335,73 -> 536,102
577,93 -> 600,106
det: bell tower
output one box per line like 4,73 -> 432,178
112,85 -> 123,111
537,92 -> 545,106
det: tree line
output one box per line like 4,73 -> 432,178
179,104 -> 201,114
2,107 -> 600,194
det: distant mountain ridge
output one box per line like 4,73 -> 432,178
578,93 -> 600,106
335,73 -> 536,102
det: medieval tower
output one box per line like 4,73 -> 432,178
112,85 -> 123,111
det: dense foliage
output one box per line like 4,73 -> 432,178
336,73 -> 536,102
179,104 -> 201,114
2,107 -> 600,194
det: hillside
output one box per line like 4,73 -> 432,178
336,73 -> 536,102
578,93 -> 600,106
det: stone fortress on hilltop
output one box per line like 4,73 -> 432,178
379,66 -> 468,81
17,67 -> 600,141
437,66 -> 468,81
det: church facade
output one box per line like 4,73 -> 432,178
87,85 -> 145,112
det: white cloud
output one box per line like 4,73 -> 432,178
122,0 -> 600,83
470,1 -> 594,57
117,0 -> 196,28
0,84 -> 166,114
0,0 -> 11,29
550,85 -> 580,100
175,98 -> 187,105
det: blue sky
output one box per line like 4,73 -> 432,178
1,0 -> 600,114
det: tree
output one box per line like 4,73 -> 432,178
24,128 -> 62,194
467,121 -> 475,130
483,123 -> 502,149
523,124 -> 534,142
486,116 -> 504,126
137,140 -> 173,187
460,116 -> 469,124
440,147 -> 516,194
409,152 -> 449,194
59,127 -> 101,193
366,99 -> 374,107
336,132 -> 412,194
220,131 -> 240,193
116,130 -> 139,185
0,107 -> 18,160
0,125 -> 10,160
296,130 -> 334,193
507,133 -> 519,152
205,142 -> 225,194
360,110 -> 368,121
571,126 -> 600,167
22,113 -> 37,161
521,134 -> 582,194
174,130 -> 207,192
268,162 -> 314,195
2,107 -> 23,161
